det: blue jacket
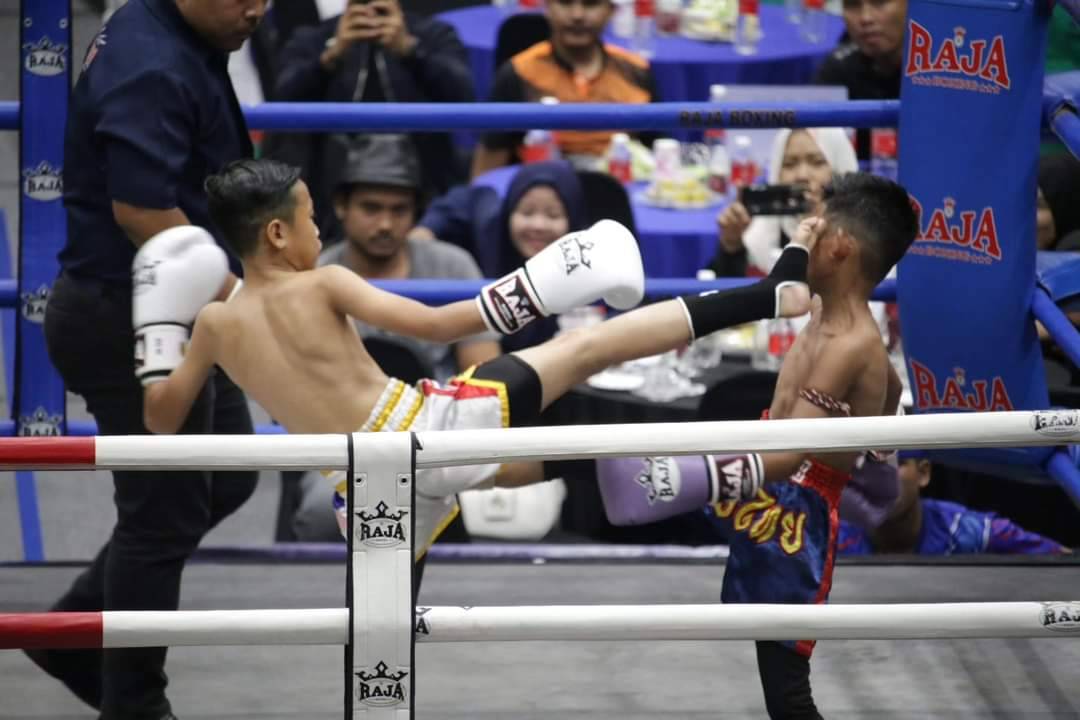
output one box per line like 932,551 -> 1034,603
837,499 -> 1069,555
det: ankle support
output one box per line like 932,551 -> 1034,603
678,245 -> 808,340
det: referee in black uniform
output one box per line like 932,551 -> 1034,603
33,2 -> 266,718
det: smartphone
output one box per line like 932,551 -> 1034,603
739,185 -> 810,216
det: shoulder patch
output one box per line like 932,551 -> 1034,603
82,31 -> 107,71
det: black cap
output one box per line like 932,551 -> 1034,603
335,134 -> 421,192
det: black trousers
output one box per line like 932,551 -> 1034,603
41,272 -> 257,720
756,641 -> 823,719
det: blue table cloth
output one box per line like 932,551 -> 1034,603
438,5 -> 846,102
476,166 -> 722,278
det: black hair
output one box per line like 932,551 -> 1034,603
824,173 -> 918,285
205,159 -> 303,258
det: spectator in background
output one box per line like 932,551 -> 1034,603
471,0 -> 656,177
321,134 -> 501,379
1038,153 -> 1080,252
272,0 -> 474,230
707,128 -> 858,277
37,1 -> 265,717
838,455 -> 1071,555
814,0 -> 905,160
413,162 -> 590,353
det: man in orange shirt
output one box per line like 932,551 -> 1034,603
471,0 -> 656,176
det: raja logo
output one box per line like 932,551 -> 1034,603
906,21 -> 1010,93
636,456 -> 680,505
23,36 -> 67,77
909,196 -> 1001,264
23,161 -> 62,202
909,360 -> 1014,412
354,662 -> 408,707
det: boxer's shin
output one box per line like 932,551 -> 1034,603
678,244 -> 808,339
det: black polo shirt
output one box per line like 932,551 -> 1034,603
814,43 -> 901,161
61,0 -> 252,283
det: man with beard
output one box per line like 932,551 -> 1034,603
471,0 -> 656,176
321,134 -> 501,379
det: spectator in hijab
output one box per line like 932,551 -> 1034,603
413,161 -> 589,352
706,128 -> 859,277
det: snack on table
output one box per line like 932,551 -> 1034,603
682,0 -> 737,41
645,175 -> 714,208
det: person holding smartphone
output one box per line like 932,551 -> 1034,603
273,0 -> 475,230
707,128 -> 858,278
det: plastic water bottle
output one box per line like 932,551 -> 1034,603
729,134 -> 756,191
769,318 -> 796,366
521,97 -> 560,164
800,0 -> 826,43
608,133 -> 633,184
785,0 -> 803,23
656,0 -> 683,36
707,134 -> 731,196
870,128 -> 899,182
734,0 -> 761,56
613,0 -> 636,38
704,85 -> 727,148
633,0 -> 656,58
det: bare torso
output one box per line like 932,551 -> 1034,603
205,272 -> 391,434
770,301 -> 892,473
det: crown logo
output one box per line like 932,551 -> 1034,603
23,36 -> 67,77
20,285 -> 50,324
23,161 -> 62,202
357,500 -> 408,523
355,501 -> 408,547
355,661 -> 408,707
18,407 -> 62,437
942,196 -> 956,219
636,456 -> 678,505
415,606 -> 432,636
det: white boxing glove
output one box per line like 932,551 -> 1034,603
476,219 -> 645,334
132,226 -> 228,385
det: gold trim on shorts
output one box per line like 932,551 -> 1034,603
362,378 -> 424,433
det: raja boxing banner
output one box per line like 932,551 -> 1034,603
896,0 -> 1052,470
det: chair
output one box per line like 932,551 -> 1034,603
274,336 -> 435,541
494,13 -> 551,71
576,170 -> 638,238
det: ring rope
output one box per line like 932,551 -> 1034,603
0,411 -> 1073,471
2,602 -> 1077,649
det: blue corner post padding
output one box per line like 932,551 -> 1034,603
897,0 -> 1058,481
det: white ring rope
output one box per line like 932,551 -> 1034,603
2,410 -> 1075,470
5,603 -> 1078,649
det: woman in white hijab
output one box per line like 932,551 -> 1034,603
707,128 -> 859,276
